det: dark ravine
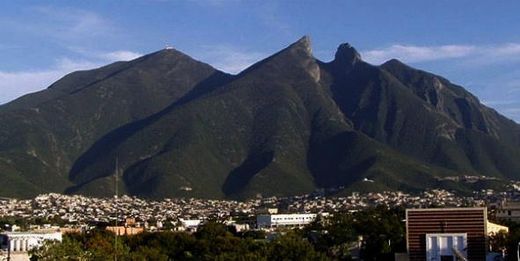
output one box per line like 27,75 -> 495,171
1,36 -> 519,199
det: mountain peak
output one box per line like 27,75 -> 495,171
296,35 -> 311,45
288,35 -> 313,56
333,42 -> 361,66
381,58 -> 407,68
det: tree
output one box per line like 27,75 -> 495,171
85,231 -> 130,260
267,231 -> 327,261
489,231 -> 508,254
128,246 -> 169,261
349,207 -> 406,260
303,213 -> 356,259
29,237 -> 90,261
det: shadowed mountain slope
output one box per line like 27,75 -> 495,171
0,49 -> 227,197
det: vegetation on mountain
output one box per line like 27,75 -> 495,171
1,36 -> 519,198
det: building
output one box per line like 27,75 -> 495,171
486,221 -> 509,235
105,217 -> 145,235
256,213 -> 318,229
232,223 -> 250,232
59,226 -> 85,234
496,201 -> 520,222
177,219 -> 202,232
256,207 -> 279,215
406,208 -> 488,261
105,226 -> 144,236
125,218 -> 137,226
0,231 -> 62,261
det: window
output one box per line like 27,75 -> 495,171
440,255 -> 453,261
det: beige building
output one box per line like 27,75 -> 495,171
487,221 -> 509,235
106,226 -> 144,236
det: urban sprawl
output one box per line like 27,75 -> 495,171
2,181 -> 520,229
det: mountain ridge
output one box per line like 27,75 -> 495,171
0,36 -> 519,199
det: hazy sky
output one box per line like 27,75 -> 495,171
1,1 -> 520,121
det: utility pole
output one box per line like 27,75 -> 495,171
114,157 -> 119,261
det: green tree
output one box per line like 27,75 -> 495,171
303,213 -> 356,259
353,207 -> 405,260
267,231 -> 327,261
501,221 -> 520,260
489,231 -> 508,253
29,237 -> 90,261
128,245 -> 169,261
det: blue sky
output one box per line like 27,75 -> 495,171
1,1 -> 520,121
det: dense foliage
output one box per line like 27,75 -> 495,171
490,221 -> 520,261
28,207 -> 407,260
29,226 -> 325,261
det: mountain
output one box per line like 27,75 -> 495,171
1,36 -> 519,199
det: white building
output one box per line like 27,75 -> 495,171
256,213 -> 319,229
177,219 -> 202,232
0,231 -> 62,256
425,233 -> 467,261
